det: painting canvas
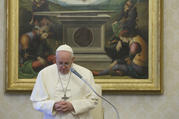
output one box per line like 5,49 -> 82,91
18,0 -> 148,79
6,0 -> 162,93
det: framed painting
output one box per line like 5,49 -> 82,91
6,0 -> 163,93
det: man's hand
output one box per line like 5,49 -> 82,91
110,60 -> 118,69
37,57 -> 46,65
41,33 -> 48,39
125,57 -> 132,64
54,101 -> 74,113
116,41 -> 122,52
112,21 -> 118,26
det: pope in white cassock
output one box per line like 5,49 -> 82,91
30,44 -> 98,119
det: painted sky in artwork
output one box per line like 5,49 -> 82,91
48,0 -> 108,6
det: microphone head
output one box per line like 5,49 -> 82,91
70,68 -> 75,72
70,68 -> 82,78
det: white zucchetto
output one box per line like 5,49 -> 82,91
56,44 -> 73,54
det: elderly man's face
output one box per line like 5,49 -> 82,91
56,51 -> 74,74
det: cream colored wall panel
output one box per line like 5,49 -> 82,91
1,0 -> 179,119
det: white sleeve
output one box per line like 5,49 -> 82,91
30,71 -> 56,116
32,100 -> 56,116
30,71 -> 48,101
70,71 -> 98,115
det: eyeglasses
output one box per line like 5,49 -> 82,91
57,62 -> 71,67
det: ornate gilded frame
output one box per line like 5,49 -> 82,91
6,0 -> 163,93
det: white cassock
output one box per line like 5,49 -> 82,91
30,63 -> 98,119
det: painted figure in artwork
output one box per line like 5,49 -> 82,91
93,0 -> 148,78
19,24 -> 56,78
93,31 -> 148,78
18,0 -> 61,78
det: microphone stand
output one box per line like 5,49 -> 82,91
71,68 -> 120,119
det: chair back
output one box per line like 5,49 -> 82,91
90,84 -> 104,119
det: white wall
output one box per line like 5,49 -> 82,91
0,0 -> 179,119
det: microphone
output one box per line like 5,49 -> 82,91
70,68 -> 120,119
70,68 -> 82,79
